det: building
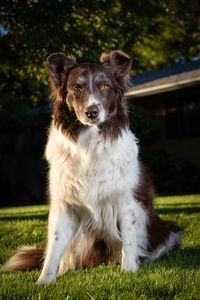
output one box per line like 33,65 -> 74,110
126,60 -> 200,167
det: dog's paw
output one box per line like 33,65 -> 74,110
36,278 -> 56,285
121,260 -> 139,272
36,273 -> 56,285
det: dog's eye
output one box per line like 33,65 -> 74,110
72,85 -> 82,92
101,83 -> 110,90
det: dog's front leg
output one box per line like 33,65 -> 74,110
37,205 -> 75,284
119,198 -> 140,272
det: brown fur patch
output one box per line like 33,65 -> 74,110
134,164 -> 156,209
53,101 -> 86,141
78,240 -> 110,268
147,211 -> 182,252
98,99 -> 129,141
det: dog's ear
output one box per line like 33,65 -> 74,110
100,50 -> 132,89
45,52 -> 76,99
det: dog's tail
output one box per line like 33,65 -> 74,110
3,246 -> 44,271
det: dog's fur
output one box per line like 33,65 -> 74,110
3,50 -> 182,284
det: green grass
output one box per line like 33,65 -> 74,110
0,195 -> 200,300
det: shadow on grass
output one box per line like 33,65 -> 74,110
1,206 -> 200,220
152,247 -> 200,270
156,207 -> 200,215
0,212 -> 48,222
157,202 -> 200,207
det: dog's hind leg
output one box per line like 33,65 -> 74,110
145,213 -> 182,263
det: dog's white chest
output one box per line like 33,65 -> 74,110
46,125 -> 139,205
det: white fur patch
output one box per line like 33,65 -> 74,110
87,95 -> 99,107
86,95 -> 107,123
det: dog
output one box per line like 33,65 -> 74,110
4,50 -> 182,284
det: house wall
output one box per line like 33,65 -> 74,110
160,137 -> 200,166
130,84 -> 200,166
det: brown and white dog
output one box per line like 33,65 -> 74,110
4,50 -> 182,284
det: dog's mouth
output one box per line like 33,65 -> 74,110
86,119 -> 101,125
76,110 -> 108,126
78,116 -> 102,126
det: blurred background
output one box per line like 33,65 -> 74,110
0,0 -> 200,206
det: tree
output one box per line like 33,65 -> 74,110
0,0 -> 199,204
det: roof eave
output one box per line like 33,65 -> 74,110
126,75 -> 200,98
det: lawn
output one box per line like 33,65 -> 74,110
0,195 -> 200,300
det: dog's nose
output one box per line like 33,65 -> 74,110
85,105 -> 99,120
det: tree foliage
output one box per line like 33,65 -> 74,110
1,1 -> 199,80
0,0 -> 199,203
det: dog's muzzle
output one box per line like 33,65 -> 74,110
84,105 -> 100,121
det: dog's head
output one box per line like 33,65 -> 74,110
46,50 -> 132,127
